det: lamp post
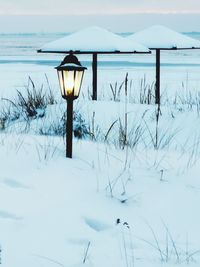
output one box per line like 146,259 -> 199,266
56,53 -> 87,158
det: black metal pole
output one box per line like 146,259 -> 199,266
92,53 -> 97,100
66,99 -> 73,158
155,49 -> 161,105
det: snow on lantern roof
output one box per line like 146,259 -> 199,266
38,26 -> 149,53
127,25 -> 200,50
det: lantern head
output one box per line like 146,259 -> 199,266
56,53 -> 87,100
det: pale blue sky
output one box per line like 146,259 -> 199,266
0,0 -> 200,32
0,0 -> 200,15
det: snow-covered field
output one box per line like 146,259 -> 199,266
1,33 -> 200,267
1,100 -> 200,267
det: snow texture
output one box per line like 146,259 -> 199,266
128,25 -> 200,49
1,94 -> 200,267
40,26 -> 149,53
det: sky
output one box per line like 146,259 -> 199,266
0,0 -> 200,32
0,0 -> 200,15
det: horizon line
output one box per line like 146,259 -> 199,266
0,30 -> 200,35
1,12 -> 200,16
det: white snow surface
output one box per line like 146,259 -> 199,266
128,25 -> 200,49
39,26 -> 149,53
1,99 -> 200,267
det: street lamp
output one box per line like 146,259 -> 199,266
56,53 -> 87,158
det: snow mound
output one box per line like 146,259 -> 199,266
39,26 -> 149,53
3,178 -> 30,189
84,217 -> 112,232
0,210 -> 22,220
128,25 -> 200,49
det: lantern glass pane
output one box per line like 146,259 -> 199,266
63,70 -> 75,96
74,71 -> 84,97
58,70 -> 65,96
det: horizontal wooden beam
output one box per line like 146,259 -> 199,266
37,50 -> 151,54
150,47 -> 200,50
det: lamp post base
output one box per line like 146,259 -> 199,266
66,99 -> 73,158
